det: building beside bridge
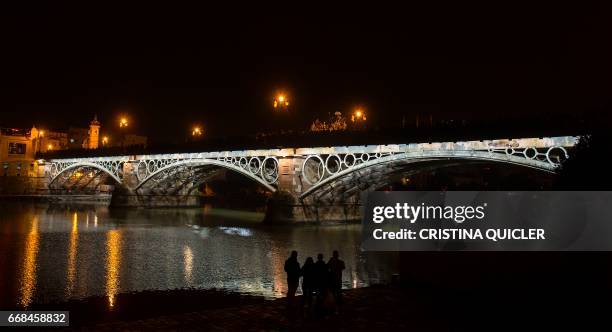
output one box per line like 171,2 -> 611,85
0,116 -> 147,180
0,127 -> 38,177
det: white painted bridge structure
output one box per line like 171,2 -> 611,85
43,136 -> 578,220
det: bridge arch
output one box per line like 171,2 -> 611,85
48,161 -> 124,187
299,150 -> 562,201
134,159 -> 277,192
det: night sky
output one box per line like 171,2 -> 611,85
1,3 -> 610,143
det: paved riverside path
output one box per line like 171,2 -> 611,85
70,286 -> 446,331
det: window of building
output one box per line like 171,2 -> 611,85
8,142 -> 26,155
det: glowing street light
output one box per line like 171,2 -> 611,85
102,136 -> 109,146
47,144 -> 53,151
118,116 -> 129,148
351,108 -> 367,122
273,94 -> 290,111
192,126 -> 203,137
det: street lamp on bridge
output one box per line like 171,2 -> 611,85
119,117 -> 129,128
351,108 -> 367,131
273,94 -> 290,111
351,108 -> 366,122
118,116 -> 130,148
192,126 -> 203,137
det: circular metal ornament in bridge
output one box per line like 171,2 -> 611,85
261,157 -> 279,184
301,155 -> 326,185
546,146 -> 568,166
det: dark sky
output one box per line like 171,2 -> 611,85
1,2 -> 610,142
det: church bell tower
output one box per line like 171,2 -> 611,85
88,115 -> 101,149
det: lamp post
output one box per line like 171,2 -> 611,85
351,108 -> 367,130
273,94 -> 290,112
273,93 -> 291,134
119,117 -> 129,148
37,130 -> 44,154
192,126 -> 203,139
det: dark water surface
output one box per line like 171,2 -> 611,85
0,202 -> 397,310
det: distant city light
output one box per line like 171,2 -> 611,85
119,118 -> 129,128
102,136 -> 109,145
47,144 -> 53,150
192,126 -> 203,137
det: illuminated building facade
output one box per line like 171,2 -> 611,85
0,127 -> 36,177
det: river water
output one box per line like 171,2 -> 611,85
0,202 -> 397,310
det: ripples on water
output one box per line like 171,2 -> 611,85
0,202 -> 398,309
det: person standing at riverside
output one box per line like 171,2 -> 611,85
328,250 -> 346,309
313,253 -> 329,313
284,250 -> 301,306
300,257 -> 316,310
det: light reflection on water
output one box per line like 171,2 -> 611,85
105,229 -> 121,309
19,217 -> 39,308
65,213 -> 78,297
183,245 -> 194,285
0,203 -> 398,309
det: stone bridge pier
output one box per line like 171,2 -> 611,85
43,136 -> 578,222
266,156 -> 362,223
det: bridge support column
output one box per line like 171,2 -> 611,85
264,156 -> 302,222
264,156 -> 361,223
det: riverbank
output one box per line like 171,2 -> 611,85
53,284 -> 606,331
65,286 -> 437,331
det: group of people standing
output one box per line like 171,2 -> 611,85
284,250 -> 346,314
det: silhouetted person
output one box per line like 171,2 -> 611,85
313,253 -> 329,313
328,250 -> 346,308
284,250 -> 300,306
301,257 -> 315,309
